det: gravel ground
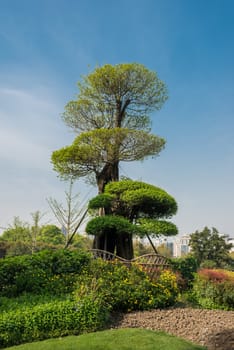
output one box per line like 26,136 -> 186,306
109,307 -> 234,350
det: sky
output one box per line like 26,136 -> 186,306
0,0 -> 233,238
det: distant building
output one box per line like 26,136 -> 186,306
227,237 -> 234,252
149,235 -> 191,257
173,235 -> 191,257
166,242 -> 174,256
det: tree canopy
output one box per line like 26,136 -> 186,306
189,227 -> 233,268
62,63 -> 168,133
51,63 -> 167,193
52,128 -> 165,191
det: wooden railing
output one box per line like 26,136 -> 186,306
88,249 -> 170,279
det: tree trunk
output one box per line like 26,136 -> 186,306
116,233 -> 134,260
94,161 -> 134,260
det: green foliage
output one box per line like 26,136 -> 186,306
170,256 -> 198,290
70,234 -> 93,250
191,269 -> 234,310
52,63 -> 170,257
3,241 -> 32,257
133,240 -> 154,257
89,180 -> 178,241
0,299 -> 108,348
52,128 -> 165,181
63,63 -> 168,133
105,180 -> 177,217
88,193 -> 114,210
1,217 -> 30,242
0,294 -> 66,313
87,180 -> 178,259
1,215 -> 65,256
52,63 -> 167,187
74,259 -> 179,312
38,225 -> 65,245
189,227 -> 233,267
1,218 -> 31,254
121,188 -> 177,218
138,219 -> 178,237
86,215 -> 139,237
0,249 -> 90,297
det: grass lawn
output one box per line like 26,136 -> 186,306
4,328 -> 207,350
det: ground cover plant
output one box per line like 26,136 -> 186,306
3,329 -> 207,350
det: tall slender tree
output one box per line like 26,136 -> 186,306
52,63 -> 168,251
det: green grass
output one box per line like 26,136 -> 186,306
4,328 -> 207,350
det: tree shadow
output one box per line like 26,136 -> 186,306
107,312 -> 125,329
206,328 -> 234,350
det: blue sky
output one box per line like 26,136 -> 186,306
0,0 -> 233,237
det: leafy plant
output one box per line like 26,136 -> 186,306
73,259 -> 179,312
191,269 -> 234,310
0,299 -> 108,348
170,255 -> 198,290
189,227 -> 233,267
0,249 -> 90,297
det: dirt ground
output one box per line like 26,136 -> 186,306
109,307 -> 234,350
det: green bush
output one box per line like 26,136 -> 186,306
0,299 -> 109,348
0,294 -> 65,314
74,259 -> 179,312
170,255 -> 198,290
191,269 -> 234,310
0,249 -> 90,297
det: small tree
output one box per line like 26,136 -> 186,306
86,180 -> 178,259
38,225 -> 65,245
30,211 -> 46,253
1,217 -> 30,242
47,178 -> 88,246
1,213 -> 47,255
189,227 -> 233,267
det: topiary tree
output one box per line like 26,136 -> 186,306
86,180 -> 178,259
51,63 -> 170,253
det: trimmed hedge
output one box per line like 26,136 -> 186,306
0,299 -> 109,348
0,249 -> 90,297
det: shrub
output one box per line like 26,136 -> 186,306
191,269 -> 234,310
0,299 -> 109,348
73,259 -> 179,312
0,249 -> 90,297
170,255 -> 198,290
